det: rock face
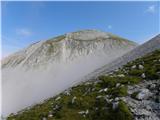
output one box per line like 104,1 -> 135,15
1,30 -> 137,116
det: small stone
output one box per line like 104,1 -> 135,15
64,90 -> 70,96
108,72 -> 113,75
157,71 -> 160,75
72,96 -> 77,104
109,99 -> 113,102
53,104 -> 60,110
117,74 -> 125,77
116,83 -> 120,87
42,117 -> 47,120
55,96 -> 61,101
48,114 -> 53,118
48,111 -> 53,118
120,84 -> 124,87
92,88 -> 95,91
78,111 -> 84,114
104,88 -> 108,92
99,88 -> 108,93
85,82 -> 92,85
85,109 -> 89,114
98,89 -> 104,93
141,73 -> 146,78
78,110 -> 89,115
138,64 -> 144,69
96,95 -> 102,99
131,65 -> 136,69
115,97 -> 119,102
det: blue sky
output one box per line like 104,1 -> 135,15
1,1 -> 160,58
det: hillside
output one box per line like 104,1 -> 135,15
2,30 -> 137,116
6,49 -> 160,120
81,34 -> 160,81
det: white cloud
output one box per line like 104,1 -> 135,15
107,25 -> 112,29
146,5 -> 156,14
16,28 -> 32,36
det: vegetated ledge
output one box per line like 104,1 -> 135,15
6,49 -> 160,120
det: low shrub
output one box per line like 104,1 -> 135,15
107,86 -> 128,98
98,76 -> 117,88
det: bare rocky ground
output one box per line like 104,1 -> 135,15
123,80 -> 160,120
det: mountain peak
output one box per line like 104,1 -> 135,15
2,30 -> 137,69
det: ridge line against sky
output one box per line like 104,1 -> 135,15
1,1 -> 160,58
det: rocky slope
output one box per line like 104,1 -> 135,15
6,47 -> 160,120
2,30 -> 137,117
82,34 -> 160,81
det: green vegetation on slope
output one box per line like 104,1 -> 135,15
7,50 -> 160,120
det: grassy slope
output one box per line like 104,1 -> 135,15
7,50 -> 160,120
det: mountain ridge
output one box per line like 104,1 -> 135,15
2,29 -> 137,69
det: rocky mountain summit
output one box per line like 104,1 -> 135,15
2,29 -> 136,69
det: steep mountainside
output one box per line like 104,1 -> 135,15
2,30 -> 137,117
83,34 -> 160,81
7,48 -> 160,120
